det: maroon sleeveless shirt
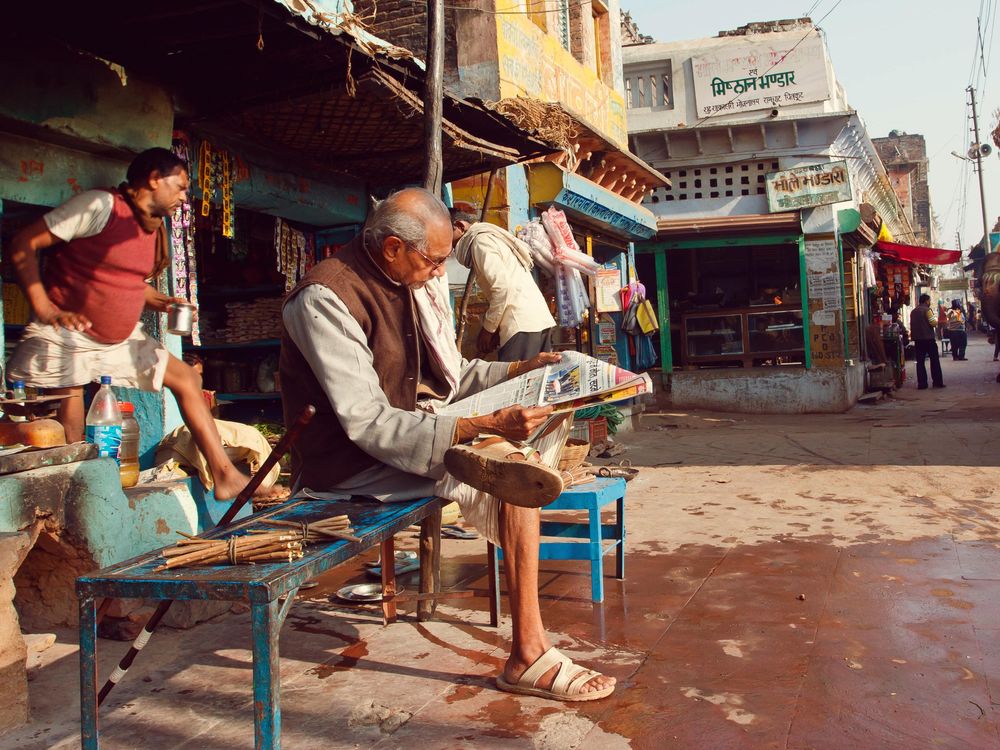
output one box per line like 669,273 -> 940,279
44,192 -> 156,344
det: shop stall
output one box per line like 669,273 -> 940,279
637,212 -> 808,371
524,161 -> 661,370
167,135 -> 365,423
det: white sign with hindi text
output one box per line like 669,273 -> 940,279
692,34 -> 831,119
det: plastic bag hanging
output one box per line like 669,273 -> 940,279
555,263 -> 579,327
540,208 -> 601,276
516,221 -> 556,274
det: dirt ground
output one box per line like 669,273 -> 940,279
5,335 -> 1000,749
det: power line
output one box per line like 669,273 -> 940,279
981,0 -> 998,103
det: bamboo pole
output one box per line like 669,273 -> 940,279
423,0 -> 444,194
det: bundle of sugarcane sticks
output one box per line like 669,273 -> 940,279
154,514 -> 360,571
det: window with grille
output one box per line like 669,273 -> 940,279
625,62 -> 673,110
648,160 -> 774,204
556,0 -> 570,51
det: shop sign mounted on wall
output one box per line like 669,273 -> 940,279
765,161 -> 852,213
691,33 -> 831,119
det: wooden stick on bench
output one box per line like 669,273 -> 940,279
96,405 -> 316,707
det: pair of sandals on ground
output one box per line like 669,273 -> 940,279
444,436 -> 615,702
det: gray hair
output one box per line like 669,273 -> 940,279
363,187 -> 450,253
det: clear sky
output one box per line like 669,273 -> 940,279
621,1 -> 999,253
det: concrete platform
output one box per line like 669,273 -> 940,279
2,334 -> 1000,748
667,361 -> 866,413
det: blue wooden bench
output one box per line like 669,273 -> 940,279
76,495 -> 443,750
486,476 -> 627,623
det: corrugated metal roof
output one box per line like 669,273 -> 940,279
271,0 -> 422,68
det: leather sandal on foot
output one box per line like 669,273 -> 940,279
444,437 -> 564,508
496,647 -> 615,702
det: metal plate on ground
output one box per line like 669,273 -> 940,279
334,583 -> 401,603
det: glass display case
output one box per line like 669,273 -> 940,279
747,310 -> 804,353
682,306 -> 806,367
684,315 -> 744,358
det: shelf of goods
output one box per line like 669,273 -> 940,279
681,306 -> 805,368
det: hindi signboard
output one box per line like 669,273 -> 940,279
938,278 -> 967,292
691,33 -> 831,119
765,161 -> 852,213
804,237 -> 843,367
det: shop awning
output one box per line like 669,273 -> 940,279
655,212 -> 802,237
875,241 -> 961,266
526,162 -> 658,239
5,1 -> 556,191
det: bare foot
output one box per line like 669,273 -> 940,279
212,465 -> 252,501
503,648 -> 616,697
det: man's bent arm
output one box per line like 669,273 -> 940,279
9,218 -> 62,322
284,286 -> 460,478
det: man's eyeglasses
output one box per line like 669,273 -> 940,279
405,241 -> 453,270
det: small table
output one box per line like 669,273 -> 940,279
77,495 -> 443,750
487,476 -> 627,623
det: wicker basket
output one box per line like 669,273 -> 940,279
558,438 -> 590,472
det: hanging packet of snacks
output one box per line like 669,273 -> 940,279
539,209 -> 594,327
275,218 -> 311,291
516,221 -> 556,274
197,139 -> 236,239
169,136 -> 201,344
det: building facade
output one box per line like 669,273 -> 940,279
623,19 -> 919,413
355,0 -> 668,368
872,132 -> 936,246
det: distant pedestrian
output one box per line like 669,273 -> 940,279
945,300 -> 968,361
910,293 -> 944,389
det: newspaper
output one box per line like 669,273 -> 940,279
438,351 -> 653,420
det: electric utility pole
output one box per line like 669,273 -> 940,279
967,86 -> 992,252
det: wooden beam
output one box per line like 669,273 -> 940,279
423,0 -> 445,193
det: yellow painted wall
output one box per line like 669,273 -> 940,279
495,14 -> 627,148
450,172 -> 510,228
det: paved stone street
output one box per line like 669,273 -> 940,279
6,336 -> 1000,749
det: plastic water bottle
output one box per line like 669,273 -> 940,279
9,380 -> 27,422
117,401 -> 140,488
85,376 -> 122,464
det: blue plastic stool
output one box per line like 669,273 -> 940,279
487,476 -> 627,624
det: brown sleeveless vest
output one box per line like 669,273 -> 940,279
279,238 -> 422,490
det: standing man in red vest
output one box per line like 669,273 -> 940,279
6,148 -> 250,499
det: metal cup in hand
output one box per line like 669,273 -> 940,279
166,302 -> 196,336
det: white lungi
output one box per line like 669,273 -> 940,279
7,321 -> 169,391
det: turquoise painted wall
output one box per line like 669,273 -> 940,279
505,164 -> 531,231
0,459 -> 246,569
0,40 -> 173,158
189,135 -> 368,228
0,132 -> 137,211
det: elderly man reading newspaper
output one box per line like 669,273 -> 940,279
280,188 -> 648,702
